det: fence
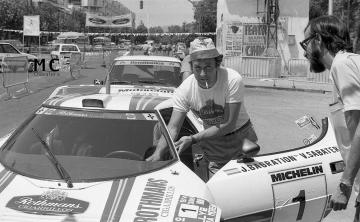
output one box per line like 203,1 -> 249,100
223,56 -> 332,87
287,58 -> 331,84
224,56 -> 281,79
83,49 -> 128,69
69,53 -> 82,79
0,55 -> 31,98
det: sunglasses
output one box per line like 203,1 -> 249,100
299,34 -> 316,51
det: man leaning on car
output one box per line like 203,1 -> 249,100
301,15 -> 360,221
146,37 -> 258,179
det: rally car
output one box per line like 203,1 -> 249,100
95,55 -> 182,88
0,79 -> 346,222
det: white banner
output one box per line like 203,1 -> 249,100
86,13 -> 132,28
23,15 -> 40,36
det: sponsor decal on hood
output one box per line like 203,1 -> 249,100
6,190 -> 89,215
174,195 -> 220,222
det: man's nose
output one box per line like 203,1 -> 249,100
200,69 -> 206,77
303,51 -> 309,59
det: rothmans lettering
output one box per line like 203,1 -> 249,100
134,178 -> 168,222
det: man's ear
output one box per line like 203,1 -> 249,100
315,33 -> 326,48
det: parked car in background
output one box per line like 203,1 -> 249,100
50,43 -> 81,63
0,43 -> 37,72
0,40 -> 24,49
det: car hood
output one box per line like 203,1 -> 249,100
0,162 -> 221,222
20,52 -> 38,60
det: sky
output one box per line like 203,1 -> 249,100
117,0 -> 195,27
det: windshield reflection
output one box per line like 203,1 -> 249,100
0,108 -> 175,181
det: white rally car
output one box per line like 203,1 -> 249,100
96,55 -> 183,88
0,79 -> 346,221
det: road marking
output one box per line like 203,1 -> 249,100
16,88 -> 25,93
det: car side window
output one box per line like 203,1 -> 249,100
2,44 -> 19,54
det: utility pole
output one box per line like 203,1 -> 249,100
328,0 -> 333,15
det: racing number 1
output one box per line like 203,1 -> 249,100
292,190 -> 306,221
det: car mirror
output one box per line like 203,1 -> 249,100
237,138 -> 260,163
93,79 -> 104,85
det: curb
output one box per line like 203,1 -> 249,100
244,84 -> 330,94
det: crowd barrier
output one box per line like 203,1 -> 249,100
0,56 -> 31,98
69,53 -> 82,79
224,56 -> 281,79
224,56 -> 332,87
82,49 -> 129,68
286,58 -> 331,85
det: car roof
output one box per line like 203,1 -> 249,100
114,55 -> 181,63
54,43 -> 79,47
43,85 -> 173,111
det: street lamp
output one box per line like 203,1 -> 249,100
139,0 -> 150,36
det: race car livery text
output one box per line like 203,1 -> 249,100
270,164 -> 324,183
224,146 -> 339,176
134,178 -> 175,222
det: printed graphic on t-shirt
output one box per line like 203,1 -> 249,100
193,100 -> 224,126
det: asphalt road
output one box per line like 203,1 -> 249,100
0,65 -> 355,221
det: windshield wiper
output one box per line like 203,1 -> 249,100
110,80 -> 133,85
31,128 -> 73,188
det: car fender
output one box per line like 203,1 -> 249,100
207,118 -> 342,221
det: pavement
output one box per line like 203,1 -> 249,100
243,77 -> 333,94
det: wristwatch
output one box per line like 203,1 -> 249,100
339,182 -> 352,197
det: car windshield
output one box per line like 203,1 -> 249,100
0,107 -> 175,182
61,45 -> 78,51
109,60 -> 182,87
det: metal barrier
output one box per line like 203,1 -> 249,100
0,56 -> 31,98
286,58 -> 331,84
287,59 -> 308,77
69,53 -> 82,79
83,49 -> 128,69
224,56 -> 281,78
223,56 -> 332,88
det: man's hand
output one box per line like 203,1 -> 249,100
146,151 -> 162,162
174,136 -> 193,154
330,182 -> 352,210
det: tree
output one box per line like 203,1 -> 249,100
168,25 -> 182,33
193,0 -> 217,32
136,21 -> 148,33
0,0 -> 28,30
149,26 -> 164,33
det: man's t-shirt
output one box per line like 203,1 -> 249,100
173,67 -> 250,130
330,51 -> 360,112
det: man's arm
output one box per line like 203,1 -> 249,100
341,110 -> 360,184
331,110 -> 360,210
175,102 -> 240,153
146,110 -> 186,161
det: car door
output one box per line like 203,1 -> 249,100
207,118 -> 342,221
270,164 -> 328,222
